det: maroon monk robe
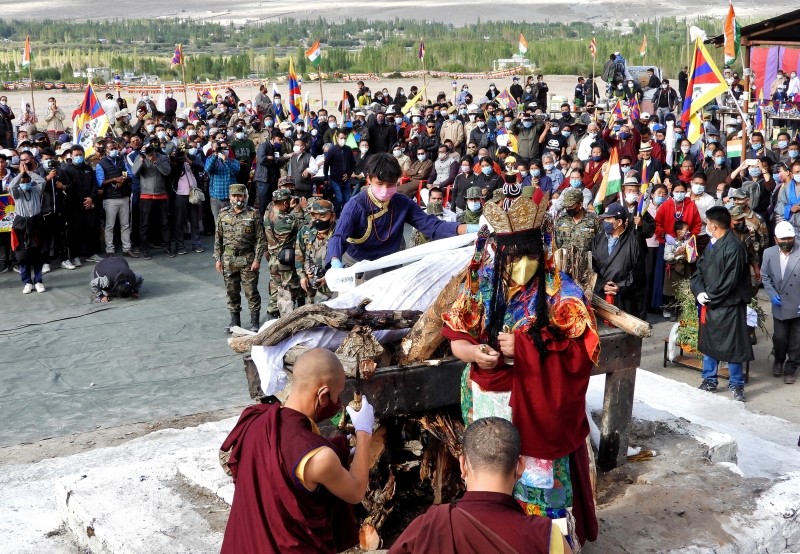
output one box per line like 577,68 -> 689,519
220,403 -> 358,554
388,491 -> 553,554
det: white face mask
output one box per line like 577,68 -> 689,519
680,146 -> 690,154
235,132 -> 245,140
360,147 -> 369,154
625,192 -> 638,205
691,184 -> 705,195
338,139 -> 346,147
467,201 -> 482,211
292,145 -> 301,153
393,149 -> 402,157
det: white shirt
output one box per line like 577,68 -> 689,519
691,192 -> 716,235
787,76 -> 800,97
577,135 -> 597,162
780,250 -> 791,280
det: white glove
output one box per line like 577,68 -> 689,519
346,395 -> 374,435
697,292 -> 709,306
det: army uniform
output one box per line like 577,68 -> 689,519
555,188 -> 600,251
410,202 -> 445,247
730,204 -> 766,291
295,199 -> 336,303
213,184 -> 267,332
266,189 -> 302,317
457,186 -> 484,224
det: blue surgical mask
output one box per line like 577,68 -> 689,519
752,142 -> 763,150
532,169 -> 541,177
20,182 -> 32,192
523,121 -> 533,129
265,120 -> 274,128
673,192 -> 686,202
570,178 -> 582,188
481,166 -> 493,175
778,140 -> 788,149
591,155 -> 602,162
789,150 -> 799,159
794,173 -> 800,183
519,170 -> 528,178
108,150 -> 119,158
562,131 -> 571,138
714,156 -> 725,166
417,154 -> 426,162
543,163 -> 554,171
188,147 -> 197,156
621,166 -> 630,175
748,167 -> 762,177
602,221 -> 614,234
619,132 -> 631,140
654,196 -> 666,206
449,114 -> 457,121
675,132 -> 684,140
467,201 -> 482,211
73,156 -> 84,165
773,173 -> 781,181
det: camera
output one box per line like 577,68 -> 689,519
308,264 -> 326,290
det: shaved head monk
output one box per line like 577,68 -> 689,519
389,417 -> 572,554
220,348 -> 375,553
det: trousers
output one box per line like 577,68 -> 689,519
223,254 -> 261,313
103,197 -> 132,253
138,198 -> 170,251
172,194 -> 202,250
773,316 -> 800,376
702,355 -> 745,388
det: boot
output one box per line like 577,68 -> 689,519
250,311 -> 260,333
266,311 -> 280,321
225,312 -> 241,334
296,295 -> 306,308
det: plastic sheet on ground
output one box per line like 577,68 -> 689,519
253,247 -> 472,395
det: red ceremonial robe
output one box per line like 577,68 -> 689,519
220,403 -> 358,554
388,492 -> 553,554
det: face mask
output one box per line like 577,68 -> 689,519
438,152 -> 447,160
661,84 -> 668,89
779,240 -> 796,253
618,132 -> 630,140
108,149 -> 119,158
238,107 -> 246,113
467,201 -> 482,211
338,139 -> 346,147
591,155 -> 602,162
624,192 -> 638,204
389,149 -> 401,158
312,218 -> 332,231
73,156 -> 84,165
617,84 -> 624,90
490,86 -> 496,91
673,192 -> 686,202
588,132 -> 597,139
360,147 -> 369,155
752,142 -> 762,150
310,129 -> 318,137
468,115 -> 476,122
654,195 -> 666,206
676,133 -> 684,140
570,178 -> 582,188
235,132 -> 244,140
748,167 -> 761,177
733,221 -> 747,232
776,140 -> 789,150
417,154 -> 426,162
691,184 -> 705,195
399,90 -> 404,95
146,124 -> 155,133
0,100 -> 5,106
565,206 -> 581,217
188,130 -> 197,137
274,99 -> 282,105
231,199 -> 245,209
519,170 -> 528,178
477,122 -> 486,129
551,128 -> 560,135
481,166 -> 493,175
532,169 -> 541,177
188,147 -> 197,156
603,221 -> 615,234
794,173 -> 800,183
30,147 -> 39,157
504,121 -> 512,130
680,146 -> 690,154
526,87 -> 532,93
292,145 -> 301,154
20,182 -> 32,192
715,156 -> 725,166
543,163 -> 554,171
522,121 -> 533,129
459,109 -> 467,116
562,131 -> 571,138
371,184 -> 397,202
265,120 -> 274,128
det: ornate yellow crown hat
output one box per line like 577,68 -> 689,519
482,188 -> 551,235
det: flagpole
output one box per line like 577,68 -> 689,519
317,60 -> 324,109
181,54 -> 188,109
28,58 -> 36,120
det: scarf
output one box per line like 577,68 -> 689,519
785,181 -> 799,221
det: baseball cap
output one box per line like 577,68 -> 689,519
775,221 -> 795,239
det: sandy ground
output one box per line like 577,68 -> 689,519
0,1 -> 796,25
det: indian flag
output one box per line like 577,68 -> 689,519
21,35 -> 31,68
594,147 -> 623,209
726,139 -> 742,159
519,33 -> 528,55
305,40 -> 321,68
724,1 -> 741,66
639,35 -> 647,58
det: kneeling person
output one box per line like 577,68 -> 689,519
90,256 -> 143,302
390,417 -> 571,554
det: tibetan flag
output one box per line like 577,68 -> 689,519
171,44 -> 183,67
685,234 -> 698,263
611,99 -> 624,121
594,147 -> 623,208
681,39 -> 728,144
287,57 -> 302,123
518,33 -> 528,55
305,40 -> 321,68
418,39 -> 425,61
589,37 -> 597,58
402,84 -> 427,115
496,89 -> 517,110
754,101 -> 765,132
73,82 -> 109,158
629,96 -> 640,121
21,35 -> 31,68
724,1 -> 741,66
639,35 -> 647,58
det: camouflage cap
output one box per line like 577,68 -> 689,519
561,188 -> 584,207
520,186 -> 534,199
427,202 -> 444,216
465,186 -> 483,199
729,187 -> 748,199
229,183 -> 247,196
491,188 -> 504,203
728,204 -> 747,219
309,199 -> 334,214
277,175 -> 295,187
272,189 -> 292,201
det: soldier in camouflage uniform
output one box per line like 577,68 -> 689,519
295,199 -> 337,304
730,188 -> 769,258
410,202 -> 445,247
266,188 -> 302,318
729,204 -> 765,291
213,184 -> 267,333
457,186 -> 484,224
554,187 -> 600,251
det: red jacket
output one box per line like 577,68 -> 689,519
655,197 -> 702,244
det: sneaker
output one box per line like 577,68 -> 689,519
61,259 -> 77,270
142,250 -> 152,260
698,379 -> 718,392
731,386 -> 746,402
773,361 -> 784,377
123,250 -> 139,258
785,373 -> 796,385
166,248 -> 177,258
22,283 -> 33,294
72,257 -> 82,267
194,246 -> 205,253
42,263 -> 51,274
177,248 -> 187,255
35,282 -> 45,293
86,254 -> 103,263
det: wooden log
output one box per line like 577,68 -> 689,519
283,345 -> 360,377
228,298 -> 422,353
398,268 -> 467,365
591,295 -> 652,338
